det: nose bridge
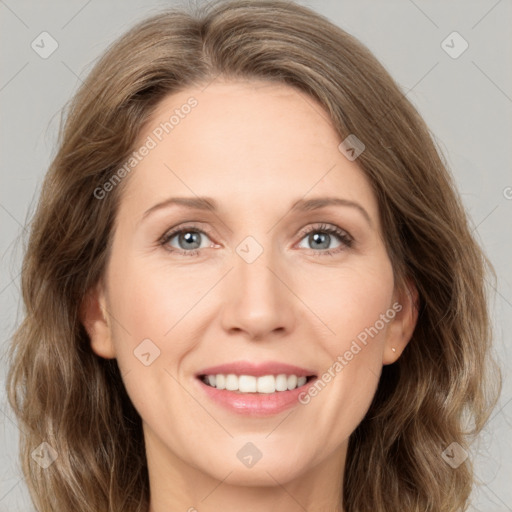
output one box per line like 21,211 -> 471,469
236,234 -> 283,307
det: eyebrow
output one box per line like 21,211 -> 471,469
141,195 -> 372,226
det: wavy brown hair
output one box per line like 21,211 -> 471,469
5,0 -> 502,510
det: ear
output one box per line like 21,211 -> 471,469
382,277 -> 419,365
79,279 -> 116,359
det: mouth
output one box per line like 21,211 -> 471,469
194,361 -> 318,416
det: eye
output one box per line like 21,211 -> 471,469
159,224 -> 214,256
296,223 -> 353,256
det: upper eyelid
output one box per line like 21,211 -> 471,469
297,223 -> 351,239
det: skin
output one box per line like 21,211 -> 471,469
81,79 -> 418,512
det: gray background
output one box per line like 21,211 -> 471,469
1,0 -> 511,510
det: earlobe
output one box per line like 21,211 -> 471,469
79,280 -> 116,359
383,278 -> 419,365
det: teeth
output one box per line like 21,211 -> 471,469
239,375 -> 257,392
216,374 -> 225,390
202,373 -> 309,393
225,374 -> 238,391
275,374 -> 288,391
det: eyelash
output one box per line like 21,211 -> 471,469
158,222 -> 354,258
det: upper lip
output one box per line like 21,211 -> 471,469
196,360 -> 317,378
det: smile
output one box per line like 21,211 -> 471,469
195,361 -> 318,416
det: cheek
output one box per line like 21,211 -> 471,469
107,254 -> 205,356
304,257 -> 395,357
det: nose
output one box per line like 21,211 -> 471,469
220,242 -> 297,341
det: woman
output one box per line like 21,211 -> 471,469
6,0 -> 501,510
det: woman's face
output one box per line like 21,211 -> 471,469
85,79 -> 416,490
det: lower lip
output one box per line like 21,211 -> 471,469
196,377 -> 317,417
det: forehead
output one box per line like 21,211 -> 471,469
119,80 -> 379,224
